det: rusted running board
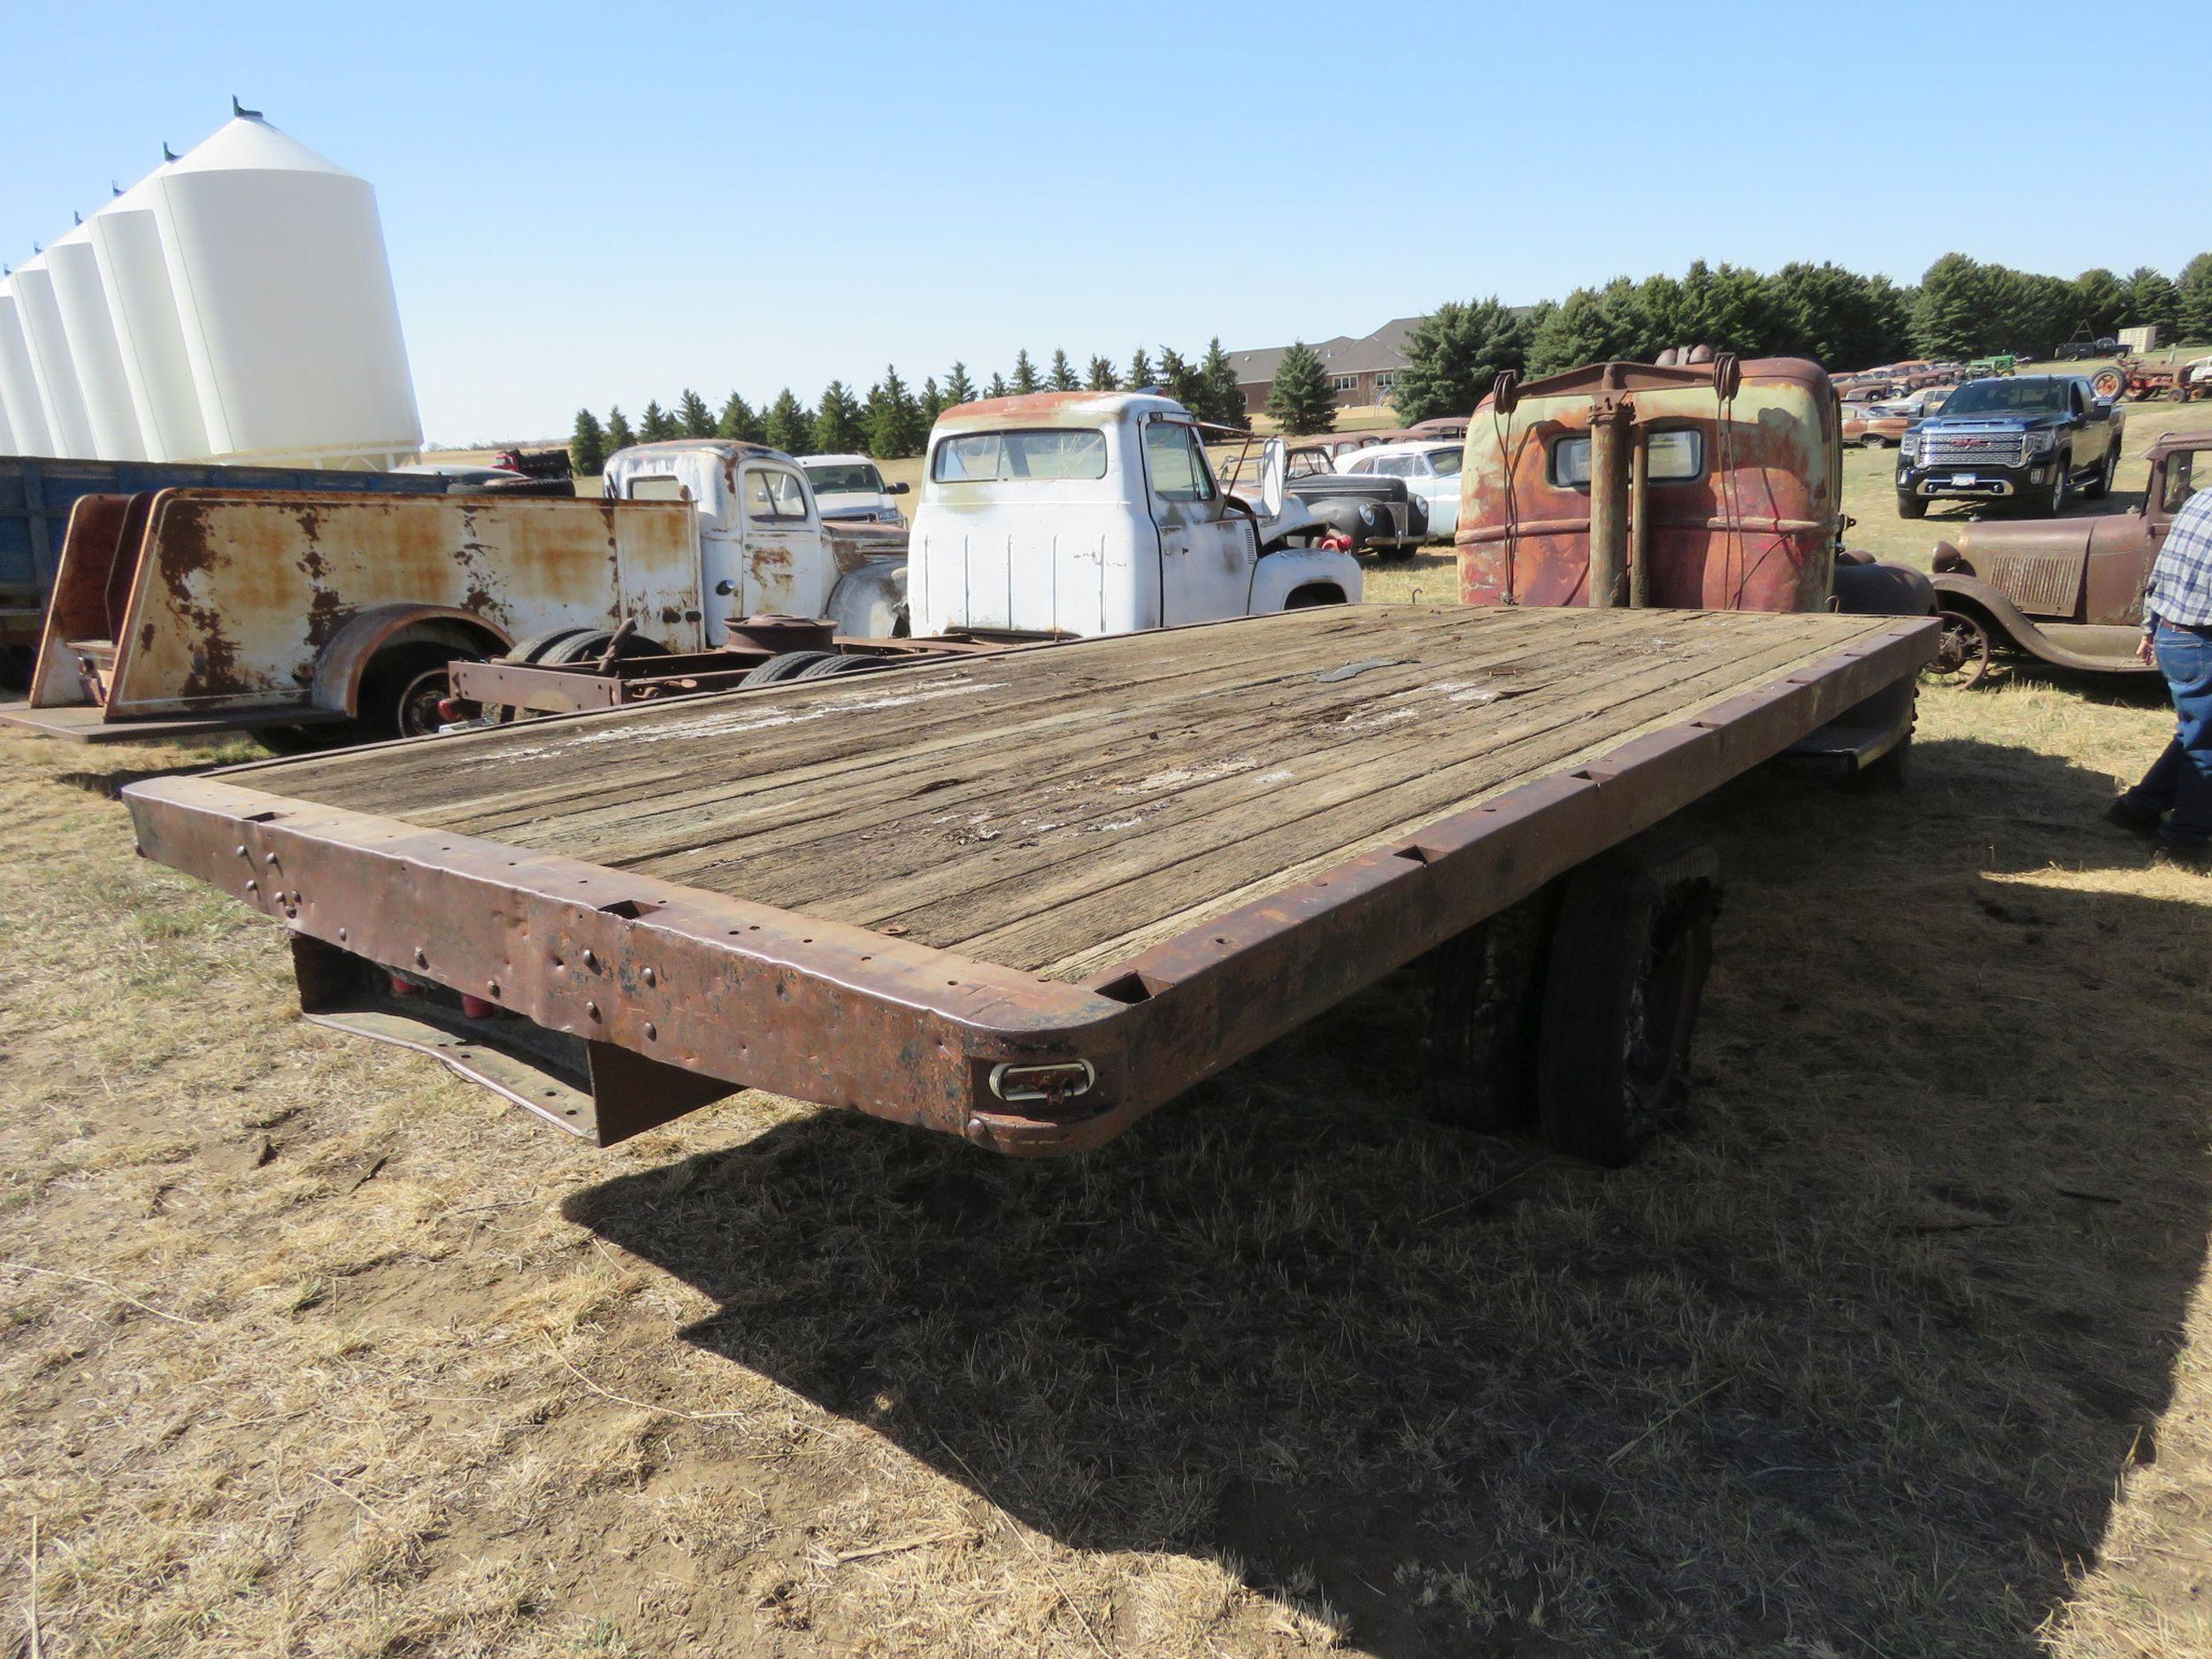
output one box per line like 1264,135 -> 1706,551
123,617 -> 1935,1156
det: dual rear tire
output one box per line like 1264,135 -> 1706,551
1423,825 -> 1721,1167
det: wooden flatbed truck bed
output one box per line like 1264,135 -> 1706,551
124,604 -> 1933,1159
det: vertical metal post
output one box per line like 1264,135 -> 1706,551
1586,400 -> 1632,609
1628,425 -> 1651,610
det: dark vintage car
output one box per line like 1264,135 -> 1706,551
1922,430 -> 2210,685
1896,374 -> 2124,518
1282,444 -> 1429,557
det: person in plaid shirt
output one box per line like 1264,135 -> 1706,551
2109,481 -> 2212,854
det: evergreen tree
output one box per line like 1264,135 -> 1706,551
764,388 -> 813,455
864,365 -> 926,458
1769,263 -> 1911,370
813,380 -> 864,452
2178,254 -> 2212,344
1010,349 -> 1041,394
1158,346 -> 1204,412
639,399 -> 678,442
1390,299 -> 1531,424
569,407 -> 607,476
1197,337 -> 1246,427
1047,349 -> 1079,391
1265,341 -> 1336,435
716,390 -> 763,444
920,376 -> 945,426
1087,355 -> 1119,392
1911,253 -> 2000,359
2121,266 -> 2182,337
987,371 -> 1010,399
676,388 -> 714,438
2072,269 -> 2127,340
1125,346 -> 1156,392
604,405 -> 635,451
1527,280 -> 1642,374
943,361 -> 978,406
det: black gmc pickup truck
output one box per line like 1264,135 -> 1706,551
1895,374 -> 2124,518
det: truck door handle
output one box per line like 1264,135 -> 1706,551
714,580 -> 735,595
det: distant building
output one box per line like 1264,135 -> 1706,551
1227,317 -> 1425,415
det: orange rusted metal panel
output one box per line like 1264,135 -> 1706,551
1457,357 -> 1840,616
74,490 -> 701,718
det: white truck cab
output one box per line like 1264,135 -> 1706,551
909,392 -> 1360,638
601,440 -> 906,640
799,453 -> 910,526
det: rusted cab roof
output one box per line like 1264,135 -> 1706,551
933,391 -> 1183,433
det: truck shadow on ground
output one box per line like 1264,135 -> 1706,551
567,737 -> 2208,1657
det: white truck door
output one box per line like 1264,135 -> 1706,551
732,461 -> 818,619
1142,415 -> 1252,626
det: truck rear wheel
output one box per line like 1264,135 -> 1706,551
1534,826 -> 1720,1167
739,650 -> 837,686
357,641 -> 477,741
1421,895 -> 1549,1131
793,652 -> 885,679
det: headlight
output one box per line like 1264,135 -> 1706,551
1901,432 -> 1920,459
1358,503 -> 1379,526
2026,428 -> 2060,455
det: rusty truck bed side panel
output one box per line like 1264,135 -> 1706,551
125,606 -> 1935,1156
34,490 -> 703,720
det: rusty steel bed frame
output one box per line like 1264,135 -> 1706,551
123,613 -> 1935,1156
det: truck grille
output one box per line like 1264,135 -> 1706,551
1921,431 -> 2028,468
1980,552 -> 2081,618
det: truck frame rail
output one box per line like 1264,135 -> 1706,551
124,604 -> 1933,1155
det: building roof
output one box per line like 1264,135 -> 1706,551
1227,317 -> 1428,386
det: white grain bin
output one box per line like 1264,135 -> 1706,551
47,219 -> 147,459
88,166 -> 211,463
11,257 -> 98,457
150,116 -> 420,468
0,284 -> 58,454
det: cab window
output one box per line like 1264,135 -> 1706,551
2162,453 -> 2200,514
626,475 -> 689,502
743,466 -> 809,522
1143,420 -> 1217,504
1550,428 -> 1704,487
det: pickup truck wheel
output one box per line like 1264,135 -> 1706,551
1534,826 -> 1720,1168
1896,493 -> 1928,519
358,642 -> 477,741
739,650 -> 836,687
539,628 -> 667,666
2039,463 -> 2070,517
2084,445 -> 2117,500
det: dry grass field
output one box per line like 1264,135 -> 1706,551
8,396 -> 2212,1657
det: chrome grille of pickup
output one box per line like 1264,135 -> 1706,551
1922,431 -> 2028,468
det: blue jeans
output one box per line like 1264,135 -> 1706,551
2123,621 -> 2212,842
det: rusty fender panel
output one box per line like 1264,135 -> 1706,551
104,492 -> 700,718
123,618 -> 1932,1158
120,776 -> 1139,1141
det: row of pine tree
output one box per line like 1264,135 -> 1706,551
565,252 -> 2212,466
568,342 -> 1248,475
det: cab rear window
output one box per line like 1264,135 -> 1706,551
933,428 -> 1108,482
1549,428 -> 1704,487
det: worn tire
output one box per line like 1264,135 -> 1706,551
538,627 -> 666,667
503,626 -> 594,665
738,650 -> 837,687
1534,825 -> 1721,1168
793,652 -> 886,679
357,641 -> 475,741
1422,895 -> 1551,1131
1897,493 -> 1927,519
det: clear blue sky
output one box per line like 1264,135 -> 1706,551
4,0 -> 2202,445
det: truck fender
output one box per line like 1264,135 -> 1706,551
826,560 -> 909,639
1831,558 -> 1934,618
311,604 -> 514,716
1249,547 -> 1363,613
1927,574 -> 2147,674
